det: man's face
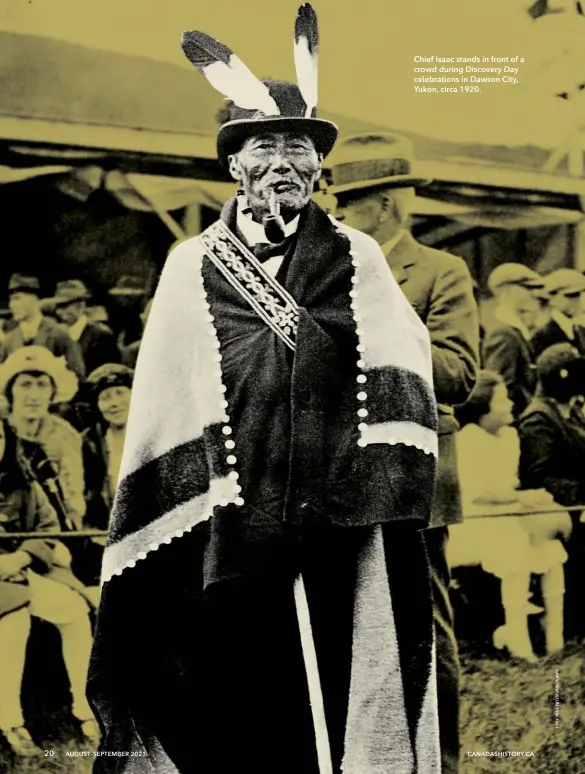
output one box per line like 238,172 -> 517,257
9,292 -> 39,322
512,286 -> 540,334
11,373 -> 54,420
334,193 -> 384,236
551,292 -> 582,319
228,132 -> 322,219
56,300 -> 84,326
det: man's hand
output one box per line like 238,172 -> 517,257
0,551 -> 32,580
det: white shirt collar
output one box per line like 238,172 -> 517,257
68,314 -> 88,342
551,308 -> 575,340
381,229 -> 408,257
494,306 -> 531,341
236,193 -> 300,246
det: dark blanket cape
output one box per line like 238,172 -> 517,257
88,200 -> 441,774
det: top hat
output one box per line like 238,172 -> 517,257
7,274 -> 41,296
216,81 -> 338,164
182,4 -> 338,166
322,133 -> 431,197
45,279 -> 92,307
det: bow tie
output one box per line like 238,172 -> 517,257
251,235 -> 295,263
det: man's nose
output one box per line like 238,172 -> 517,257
270,152 -> 293,172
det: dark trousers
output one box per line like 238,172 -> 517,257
426,525 -> 460,774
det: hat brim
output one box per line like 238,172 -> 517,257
217,117 -> 339,163
108,288 -> 145,297
44,293 -> 91,307
8,287 -> 40,296
328,174 -> 432,197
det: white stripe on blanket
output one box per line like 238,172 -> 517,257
331,219 -> 435,393
119,244 -> 226,480
360,422 -> 438,458
101,477 -> 237,583
342,525 -> 417,774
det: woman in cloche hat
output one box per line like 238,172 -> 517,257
0,382 -> 99,757
0,347 -> 86,532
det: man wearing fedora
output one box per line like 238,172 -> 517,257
0,274 -> 85,381
483,263 -> 546,420
89,7 -> 441,774
49,280 -> 121,375
327,132 -> 479,774
530,268 -> 585,359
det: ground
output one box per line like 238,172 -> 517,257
1,641 -> 583,773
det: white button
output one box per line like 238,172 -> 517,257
163,536 -> 172,544
358,422 -> 367,431
174,530 -> 183,539
355,328 -> 364,336
235,497 -> 245,507
357,391 -> 367,401
357,408 -> 368,418
214,354 -> 222,362
357,375 -> 367,384
225,439 -> 236,449
137,551 -> 147,560
357,438 -> 367,447
349,290 -> 357,298
220,400 -> 229,409
220,499 -> 229,507
222,426 -> 232,435
206,314 -> 214,323
219,385 -> 227,393
227,455 -> 237,464
126,560 -> 136,568
149,543 -> 160,551
228,471 -> 239,480
357,359 -> 366,369
356,344 -> 365,353
351,276 -> 359,285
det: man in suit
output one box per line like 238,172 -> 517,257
49,280 -> 121,374
327,132 -> 480,774
482,263 -> 546,420
0,274 -> 85,381
531,268 -> 585,359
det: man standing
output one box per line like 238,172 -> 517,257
328,132 -> 480,774
482,263 -> 546,420
530,268 -> 585,359
49,280 -> 121,374
89,7 -> 441,774
0,274 -> 85,381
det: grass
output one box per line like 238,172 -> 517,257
1,642 -> 584,773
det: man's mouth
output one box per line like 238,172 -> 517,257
271,181 -> 300,193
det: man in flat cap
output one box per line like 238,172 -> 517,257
48,280 -> 121,375
483,263 -> 546,420
88,7 -> 441,774
0,274 -> 85,381
326,132 -> 480,774
531,268 -> 585,359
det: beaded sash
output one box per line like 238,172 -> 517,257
199,220 -> 299,351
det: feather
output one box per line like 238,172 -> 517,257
181,30 -> 280,115
294,4 -> 319,117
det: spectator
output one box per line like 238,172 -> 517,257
482,263 -> 545,419
81,364 -> 133,584
518,343 -> 585,507
0,418 -> 99,757
0,347 -> 86,530
0,275 -> 85,381
451,370 -> 570,659
531,269 -> 585,359
120,298 -> 152,369
49,280 -> 121,375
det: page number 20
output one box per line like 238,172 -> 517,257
45,750 -> 55,757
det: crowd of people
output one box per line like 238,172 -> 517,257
449,263 -> 585,663
0,272 -> 148,757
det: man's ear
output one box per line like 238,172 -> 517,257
227,154 -> 242,182
315,152 -> 324,180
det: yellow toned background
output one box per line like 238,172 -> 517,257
0,1 -> 583,773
